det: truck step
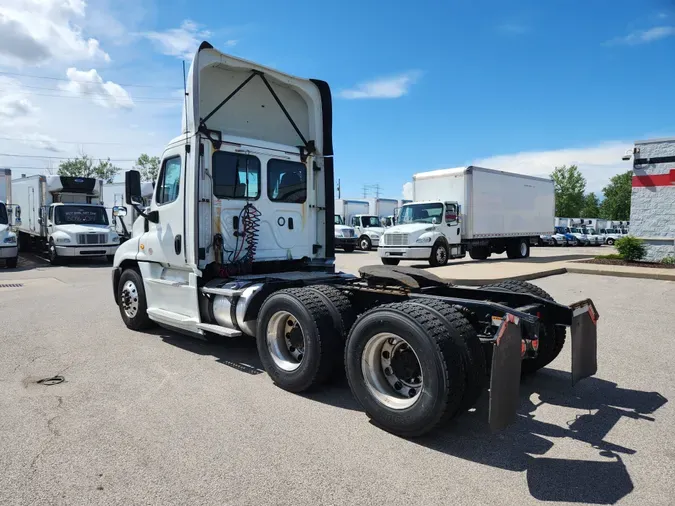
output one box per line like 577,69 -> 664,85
195,323 -> 242,337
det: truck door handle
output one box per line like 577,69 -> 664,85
288,217 -> 294,230
174,234 -> 182,255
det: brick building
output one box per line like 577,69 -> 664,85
628,137 -> 675,261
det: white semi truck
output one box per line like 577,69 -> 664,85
0,169 -> 18,268
12,175 -> 120,264
111,42 -> 599,438
378,167 -> 555,266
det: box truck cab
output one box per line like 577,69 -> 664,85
349,214 -> 385,250
333,214 -> 357,252
0,200 -> 18,268
12,175 -> 120,265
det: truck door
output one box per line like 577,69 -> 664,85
444,201 -> 461,245
137,144 -> 200,325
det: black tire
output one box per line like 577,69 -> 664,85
551,238 -> 557,246
256,288 -> 340,392
345,302 -> 466,437
306,285 -> 356,342
408,299 -> 486,411
506,239 -> 530,259
48,239 -> 63,265
359,236 -> 372,251
469,246 -> 489,260
480,280 -> 566,375
6,256 -> 18,269
606,238 -> 615,246
106,255 -> 115,263
429,241 -> 449,267
117,268 -> 154,330
343,245 -> 355,253
382,258 -> 400,266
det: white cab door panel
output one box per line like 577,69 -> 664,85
137,144 -> 200,325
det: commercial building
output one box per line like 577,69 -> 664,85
628,137 -> 675,261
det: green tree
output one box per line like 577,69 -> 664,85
600,171 -> 632,220
134,153 -> 160,181
580,192 -> 600,218
551,165 -> 586,216
58,154 -> 119,183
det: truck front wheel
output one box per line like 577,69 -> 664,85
256,288 -> 341,392
381,258 -> 400,266
345,302 -> 466,437
48,240 -> 63,265
6,256 -> 18,268
429,241 -> 449,267
117,268 -> 154,330
359,236 -> 372,251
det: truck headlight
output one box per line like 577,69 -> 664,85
368,233 -> 380,239
416,236 -> 432,243
3,236 -> 17,244
55,237 -> 71,244
335,231 -> 344,238
112,235 -> 120,243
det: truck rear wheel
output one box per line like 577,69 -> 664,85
429,241 -> 449,267
480,280 -> 566,374
343,245 -> 355,253
606,238 -> 615,246
506,239 -> 530,259
345,302 -> 466,437
256,288 -> 340,392
6,256 -> 18,269
408,299 -> 486,411
118,268 -> 154,330
381,258 -> 400,266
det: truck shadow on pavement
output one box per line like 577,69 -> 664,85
157,332 -> 667,505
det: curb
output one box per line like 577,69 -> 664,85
564,265 -> 675,281
447,268 -> 568,286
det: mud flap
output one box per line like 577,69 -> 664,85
570,299 -> 599,384
489,314 -> 522,431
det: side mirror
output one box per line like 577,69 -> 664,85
125,170 -> 143,206
432,217 -> 438,225
112,206 -> 128,217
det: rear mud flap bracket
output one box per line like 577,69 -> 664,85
570,300 -> 599,385
488,314 -> 522,431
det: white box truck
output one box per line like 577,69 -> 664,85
102,181 -> 154,241
335,198 -> 384,250
378,166 -> 555,266
12,175 -> 120,264
0,169 -> 18,268
110,41 -> 598,438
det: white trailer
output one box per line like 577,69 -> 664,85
379,166 -> 555,266
0,169 -> 18,268
102,181 -> 154,240
12,175 -> 120,264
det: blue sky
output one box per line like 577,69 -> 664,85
1,0 -> 674,197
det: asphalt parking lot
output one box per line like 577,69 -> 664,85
1,252 -> 673,506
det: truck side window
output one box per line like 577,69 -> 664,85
267,159 -> 306,203
48,206 -> 53,222
156,156 -> 182,205
351,217 -> 359,227
212,151 -> 260,199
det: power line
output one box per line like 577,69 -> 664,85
0,153 -> 136,161
2,83 -> 179,100
0,88 -> 179,103
0,135 -> 159,147
0,70 -> 178,89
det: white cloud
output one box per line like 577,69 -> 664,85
402,182 -> 413,200
473,141 -> 634,193
60,68 -> 134,109
0,0 -> 110,66
0,76 -> 37,118
605,26 -> 675,46
142,20 -> 221,60
339,71 -> 421,99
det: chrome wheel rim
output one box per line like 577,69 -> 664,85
436,246 -> 447,264
362,333 -> 423,410
360,238 -> 370,250
121,280 -> 139,318
266,311 -> 305,371
520,241 -> 527,257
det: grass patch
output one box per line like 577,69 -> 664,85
595,254 -> 624,260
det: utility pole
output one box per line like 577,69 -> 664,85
337,179 -> 341,198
